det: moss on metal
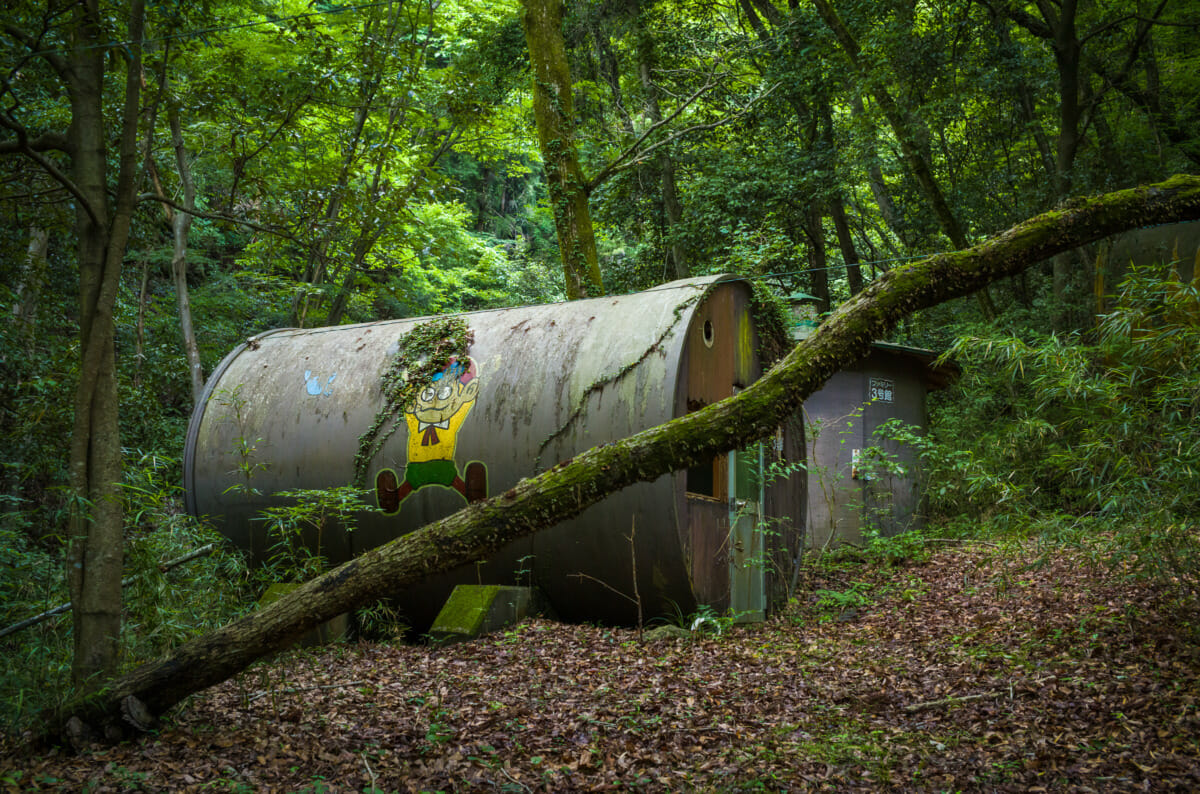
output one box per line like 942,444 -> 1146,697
353,317 -> 474,488
532,284 -> 713,469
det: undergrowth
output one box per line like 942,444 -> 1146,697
915,261 -> 1200,603
0,453 -> 251,735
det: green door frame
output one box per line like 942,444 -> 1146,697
728,443 -> 766,622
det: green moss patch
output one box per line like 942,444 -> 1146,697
429,585 -> 549,645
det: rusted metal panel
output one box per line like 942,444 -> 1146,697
677,285 -> 754,608
802,344 -> 949,548
185,275 -> 804,630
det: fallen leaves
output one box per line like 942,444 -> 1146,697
2,543 -> 1199,791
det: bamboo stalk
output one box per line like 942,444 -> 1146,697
0,543 -> 216,639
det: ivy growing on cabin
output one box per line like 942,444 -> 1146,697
748,281 -> 793,368
353,317 -> 475,488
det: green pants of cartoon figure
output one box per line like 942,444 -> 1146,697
404,459 -> 460,489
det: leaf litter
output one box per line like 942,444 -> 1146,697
2,543 -> 1199,792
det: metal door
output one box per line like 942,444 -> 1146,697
729,444 -> 765,622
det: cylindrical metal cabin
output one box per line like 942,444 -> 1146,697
185,275 -> 804,631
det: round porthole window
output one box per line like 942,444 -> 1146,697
702,319 -> 715,348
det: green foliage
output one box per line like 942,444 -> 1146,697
0,508 -> 70,734
813,581 -> 871,612
0,270 -> 76,540
659,601 -> 734,636
936,264 -> 1200,520
387,202 -> 520,316
861,525 -> 934,568
120,453 -> 252,653
928,263 -> 1200,593
0,452 -> 251,734
686,604 -> 734,636
1,0 -> 1199,723
256,486 -> 374,583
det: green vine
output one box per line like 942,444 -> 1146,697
749,280 -> 794,368
353,317 -> 474,488
533,283 -> 715,470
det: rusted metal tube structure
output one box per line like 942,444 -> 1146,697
185,275 -> 805,631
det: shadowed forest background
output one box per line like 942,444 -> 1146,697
2,0 -> 1200,786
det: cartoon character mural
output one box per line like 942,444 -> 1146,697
375,356 -> 487,514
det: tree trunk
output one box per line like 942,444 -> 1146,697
65,0 -> 145,689
1046,0 -> 1082,199
521,0 -> 604,299
830,199 -> 863,295
167,103 -> 204,404
852,94 -> 904,242
636,28 -> 687,280
12,225 -> 48,349
818,97 -> 863,295
47,174 -> 1200,740
812,0 -> 996,319
805,205 -> 831,312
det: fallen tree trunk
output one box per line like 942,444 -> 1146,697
50,175 -> 1200,742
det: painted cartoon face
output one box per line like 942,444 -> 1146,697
411,359 -> 479,424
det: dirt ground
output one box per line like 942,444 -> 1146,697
3,542 -> 1199,792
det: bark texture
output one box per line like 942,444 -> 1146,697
49,175 -> 1200,741
521,0 -> 604,299
64,0 -> 144,689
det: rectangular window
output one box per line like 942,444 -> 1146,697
687,454 -> 728,500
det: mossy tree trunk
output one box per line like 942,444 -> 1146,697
49,175 -> 1200,742
41,0 -> 146,690
520,0 -> 604,300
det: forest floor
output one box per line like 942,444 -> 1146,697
2,540 -> 1199,792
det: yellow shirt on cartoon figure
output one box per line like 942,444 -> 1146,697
405,399 -> 474,462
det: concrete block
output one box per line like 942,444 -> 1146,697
428,585 -> 549,645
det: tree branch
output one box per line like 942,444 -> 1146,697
46,175 -> 1200,743
588,73 -> 719,191
0,128 -> 69,154
2,22 -> 71,80
135,193 -> 298,239
591,109 -> 763,185
0,113 -> 99,226
989,0 -> 1054,39
588,78 -> 775,192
